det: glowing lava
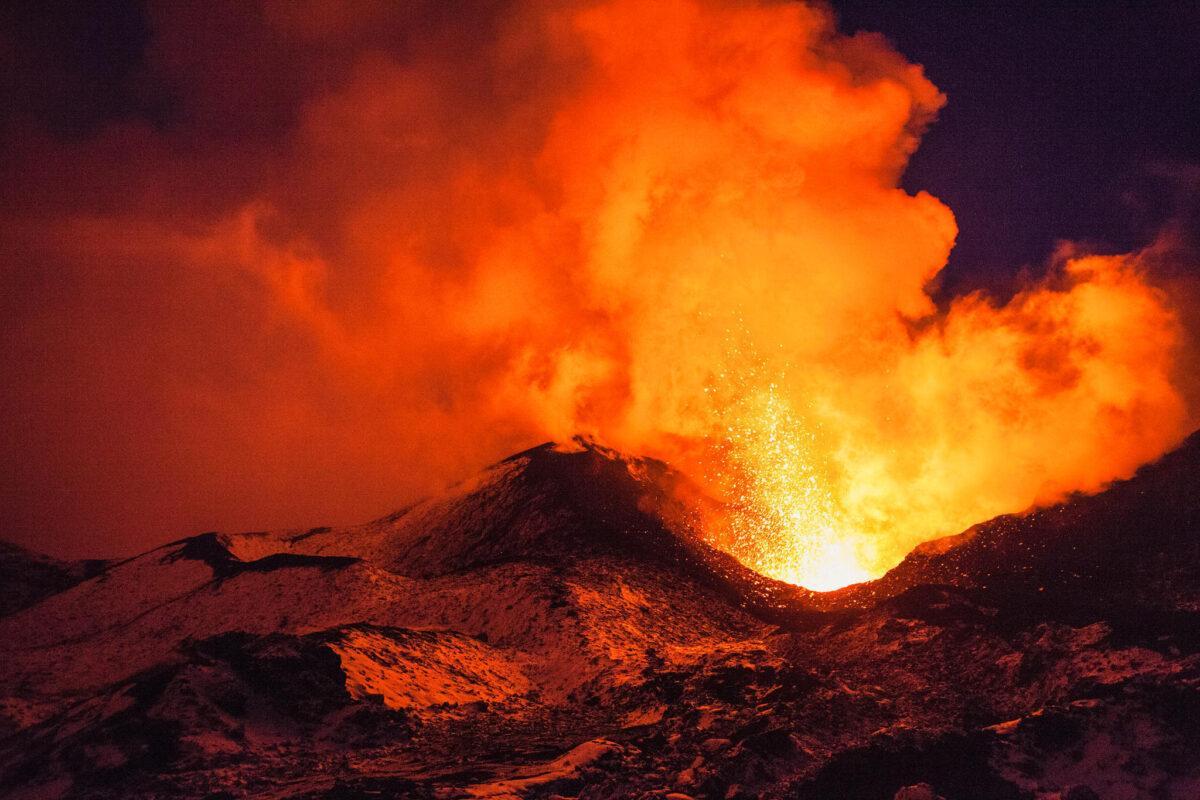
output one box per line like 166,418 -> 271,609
719,385 -> 873,591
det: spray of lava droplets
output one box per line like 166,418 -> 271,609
700,331 -> 872,591
720,383 -> 869,591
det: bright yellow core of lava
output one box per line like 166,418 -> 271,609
715,387 -> 873,592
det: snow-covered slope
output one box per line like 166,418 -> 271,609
224,439 -> 810,618
3,435 -> 1200,799
0,540 -> 107,617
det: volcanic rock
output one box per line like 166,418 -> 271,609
2,434 -> 1200,798
0,540 -> 108,617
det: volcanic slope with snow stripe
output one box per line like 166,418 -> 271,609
2,435 -> 1200,799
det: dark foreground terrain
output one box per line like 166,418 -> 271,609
2,434 -> 1199,799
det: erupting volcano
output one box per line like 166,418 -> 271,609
2,0 -> 1199,798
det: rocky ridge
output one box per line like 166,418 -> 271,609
1,435 -> 1198,799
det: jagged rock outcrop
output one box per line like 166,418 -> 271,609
2,435 -> 1199,798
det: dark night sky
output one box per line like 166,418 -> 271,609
835,1 -> 1200,297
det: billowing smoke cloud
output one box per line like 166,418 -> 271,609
0,0 -> 1194,584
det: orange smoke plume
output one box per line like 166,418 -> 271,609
0,0 -> 1192,584
474,0 -> 1191,588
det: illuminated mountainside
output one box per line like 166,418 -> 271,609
2,435 -> 1199,799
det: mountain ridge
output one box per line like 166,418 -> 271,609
2,431 -> 1199,798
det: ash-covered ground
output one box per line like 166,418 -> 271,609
2,434 -> 1199,799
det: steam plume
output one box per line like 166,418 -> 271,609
0,0 -> 1192,583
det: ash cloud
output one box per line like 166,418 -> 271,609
0,0 -> 1195,574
